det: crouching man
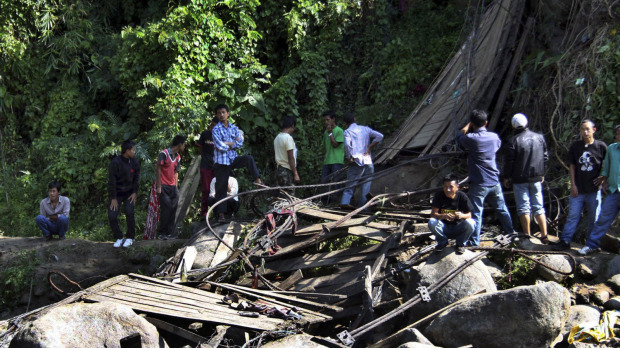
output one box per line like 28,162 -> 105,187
428,175 -> 475,254
36,181 -> 70,241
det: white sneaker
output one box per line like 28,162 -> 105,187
578,246 -> 598,256
122,238 -> 134,248
113,239 -> 124,248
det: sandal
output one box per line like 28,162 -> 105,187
539,236 -> 550,245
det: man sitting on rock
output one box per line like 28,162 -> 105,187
36,181 -> 70,241
428,174 -> 475,254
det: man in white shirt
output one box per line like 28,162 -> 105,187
208,176 -> 239,219
36,181 -> 70,241
273,115 -> 300,186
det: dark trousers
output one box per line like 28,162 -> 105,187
200,168 -> 215,216
158,185 -> 179,236
108,191 -> 136,239
214,155 -> 259,214
207,197 -> 240,215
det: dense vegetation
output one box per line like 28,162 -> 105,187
0,0 -> 465,239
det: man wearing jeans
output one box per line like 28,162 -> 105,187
503,113 -> 549,244
321,111 -> 345,204
457,109 -> 514,245
428,174 -> 475,254
36,181 -> 70,241
578,125 -> 620,255
108,140 -> 140,248
340,112 -> 383,208
554,120 -> 606,251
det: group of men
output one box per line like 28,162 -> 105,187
271,111 -> 384,207
35,106 -> 619,255
428,109 -> 620,256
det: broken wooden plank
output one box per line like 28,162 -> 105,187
261,243 -> 392,275
206,325 -> 229,348
347,226 -> 391,241
145,317 -> 208,345
278,269 -> 303,290
204,281 -> 339,315
208,223 -> 240,268
296,207 -> 398,231
295,215 -> 381,235
269,290 -> 347,303
176,155 -> 202,226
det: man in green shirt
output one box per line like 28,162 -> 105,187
579,125 -> 620,255
321,110 -> 345,204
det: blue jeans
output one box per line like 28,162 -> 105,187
468,183 -> 514,245
428,218 -> 475,247
561,191 -> 601,244
36,215 -> 69,237
341,164 -> 374,207
586,191 -> 620,248
321,163 -> 344,204
513,182 -> 545,216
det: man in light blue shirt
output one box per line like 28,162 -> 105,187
579,124 -> 620,255
36,181 -> 70,241
340,113 -> 383,207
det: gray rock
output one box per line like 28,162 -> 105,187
604,297 -> 620,310
9,301 -> 167,348
538,254 -> 573,282
577,262 -> 596,280
405,249 -> 497,321
261,334 -> 330,348
607,274 -> 620,293
593,290 -> 611,306
399,328 -> 434,345
562,305 -> 600,338
425,282 -> 570,348
482,258 -> 504,279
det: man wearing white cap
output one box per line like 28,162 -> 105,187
503,113 -> 549,243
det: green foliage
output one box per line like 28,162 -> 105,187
0,250 -> 40,310
492,254 -> 536,290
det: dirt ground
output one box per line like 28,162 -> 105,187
0,236 -> 186,320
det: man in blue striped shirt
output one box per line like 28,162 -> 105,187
212,104 -> 262,223
340,112 -> 384,207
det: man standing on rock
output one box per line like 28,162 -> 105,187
456,109 -> 514,245
212,104 -> 262,223
156,135 -> 186,240
429,174 -> 475,254
109,140 -> 140,248
503,113 -> 549,244
578,125 -> 620,255
554,120 -> 607,251
340,112 -> 383,208
36,181 -> 70,241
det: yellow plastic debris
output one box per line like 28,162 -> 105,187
567,310 -> 619,344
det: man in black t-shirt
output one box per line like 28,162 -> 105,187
554,120 -> 607,250
429,174 -> 475,254
197,117 -> 218,217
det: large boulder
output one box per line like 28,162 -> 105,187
537,254 -> 573,282
9,301 -> 167,348
561,305 -> 600,339
405,249 -> 497,321
424,281 -> 570,348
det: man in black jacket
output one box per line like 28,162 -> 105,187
109,140 -> 141,248
503,113 -> 549,243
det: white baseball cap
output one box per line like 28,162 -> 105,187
512,113 -> 528,129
